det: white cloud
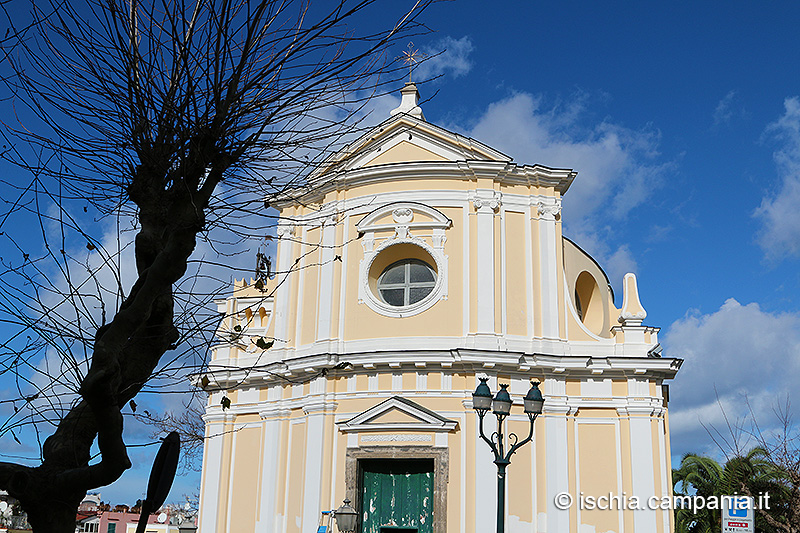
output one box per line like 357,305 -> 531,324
414,36 -> 474,81
712,90 -> 743,127
466,92 -> 668,223
755,96 -> 800,259
663,298 -> 800,450
454,91 -> 670,291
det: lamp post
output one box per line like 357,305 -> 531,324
331,499 -> 357,533
472,378 -> 544,533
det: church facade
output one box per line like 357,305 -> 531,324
197,84 -> 682,533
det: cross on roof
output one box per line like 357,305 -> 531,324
400,42 -> 425,82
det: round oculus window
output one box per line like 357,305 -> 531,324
376,259 -> 436,307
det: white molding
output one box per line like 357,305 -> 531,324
294,160 -> 574,207
202,350 -> 682,392
356,201 -> 452,235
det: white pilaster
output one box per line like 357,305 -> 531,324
256,410 -> 288,532
621,381 -> 659,533
274,223 -> 295,348
658,416 -> 671,533
316,211 -> 337,342
474,374 -> 498,532
472,190 -> 500,335
198,416 -> 226,533
544,378 -> 570,532
535,197 -> 561,339
301,389 -> 331,533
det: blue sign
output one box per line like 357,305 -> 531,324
729,504 -> 748,518
722,496 -> 754,533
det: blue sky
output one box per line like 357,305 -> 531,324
3,0 -> 800,506
410,1 -> 800,465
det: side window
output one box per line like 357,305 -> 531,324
574,271 -> 605,335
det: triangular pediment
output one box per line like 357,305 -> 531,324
362,140 -> 448,167
318,114 -> 511,176
366,406 -> 427,425
337,396 -> 458,433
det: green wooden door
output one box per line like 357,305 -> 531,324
360,459 -> 433,533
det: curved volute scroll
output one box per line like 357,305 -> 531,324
619,272 -> 647,326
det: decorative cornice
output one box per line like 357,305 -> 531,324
275,160 -> 576,208
202,412 -> 234,424
198,349 -> 683,390
259,407 -> 292,419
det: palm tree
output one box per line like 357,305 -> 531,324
720,447 -> 791,533
673,448 -> 792,533
673,453 -> 724,533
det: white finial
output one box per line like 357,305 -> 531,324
390,82 -> 425,120
619,273 -> 647,326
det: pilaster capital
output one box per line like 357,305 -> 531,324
536,202 -> 562,221
259,406 -> 292,419
471,190 -> 502,213
276,223 -> 295,238
303,400 -> 338,415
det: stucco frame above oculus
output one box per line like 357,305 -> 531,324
357,202 -> 451,317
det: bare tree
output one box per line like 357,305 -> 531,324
743,398 -> 800,532
0,0 -> 433,530
688,394 -> 800,532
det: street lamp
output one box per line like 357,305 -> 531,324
472,378 -> 544,533
332,499 -> 357,533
